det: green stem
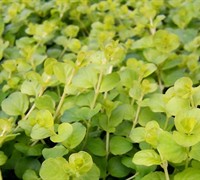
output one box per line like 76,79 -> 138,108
0,169 -> 2,180
106,131 -> 110,161
132,95 -> 143,129
81,120 -> 91,150
82,71 -> 104,150
91,71 -> 103,109
58,47 -> 67,61
156,69 -> 164,93
190,95 -> 195,108
131,98 -> 135,106
24,86 -> 46,120
126,172 -> 139,180
164,115 -> 170,130
185,147 -> 191,169
162,161 -> 170,180
103,65 -> 113,100
133,105 -> 141,128
103,131 -> 110,180
29,41 -> 41,70
149,17 -> 156,35
54,68 -> 75,120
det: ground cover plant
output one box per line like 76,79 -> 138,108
0,0 -> 200,179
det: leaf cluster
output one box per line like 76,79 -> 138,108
0,0 -> 200,179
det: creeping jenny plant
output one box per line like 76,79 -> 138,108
1,0 -> 200,179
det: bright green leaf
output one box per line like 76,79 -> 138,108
31,124 -> 54,140
153,30 -> 180,53
40,157 -> 69,180
174,168 -> 200,180
63,25 -> 79,38
72,65 -> 98,89
132,149 -> 161,166
78,164 -> 100,180
165,97 -> 190,116
143,48 -> 168,64
141,94 -> 165,113
174,77 -> 193,98
145,121 -> 162,148
174,108 -> 200,135
35,110 -> 54,128
141,171 -> 165,180
189,142 -> 200,161
173,131 -> 200,147
50,123 -> 73,143
35,95 -> 55,113
21,80 -> 42,96
53,61 -> 74,83
69,151 -> 93,175
157,131 -> 187,163
1,92 -> 29,116
62,122 -> 86,149
42,145 -> 69,159
99,72 -> 120,92
129,127 -> 145,143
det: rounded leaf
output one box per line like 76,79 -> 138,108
129,127 -> 145,143
108,156 -> 130,178
62,122 -> 86,149
157,131 -> 187,163
174,77 -> 193,98
132,149 -> 161,166
110,136 -> 133,155
99,72 -> 120,92
154,30 -> 180,53
50,123 -> 73,143
1,92 -> 29,116
174,108 -> 200,135
40,157 -> 69,180
173,131 -> 200,147
189,142 -> 200,161
174,168 -> 200,180
0,151 -> 7,166
69,151 -> 93,175
86,137 -> 106,156
42,145 -> 69,159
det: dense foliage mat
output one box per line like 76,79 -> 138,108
1,0 -> 200,179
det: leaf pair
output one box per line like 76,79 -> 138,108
40,151 -> 99,180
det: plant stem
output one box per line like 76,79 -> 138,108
185,147 -> 191,169
54,68 -> 75,120
103,65 -> 113,100
58,47 -> 67,61
133,105 -> 141,128
82,71 -> 104,150
91,71 -> 103,109
132,95 -> 143,129
126,172 -> 139,180
106,131 -> 110,161
164,115 -> 169,130
162,161 -> 170,180
24,86 -> 46,120
190,95 -> 195,108
156,69 -> 164,93
149,18 -> 156,35
103,131 -> 110,180
81,120 -> 91,150
0,169 -> 2,180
